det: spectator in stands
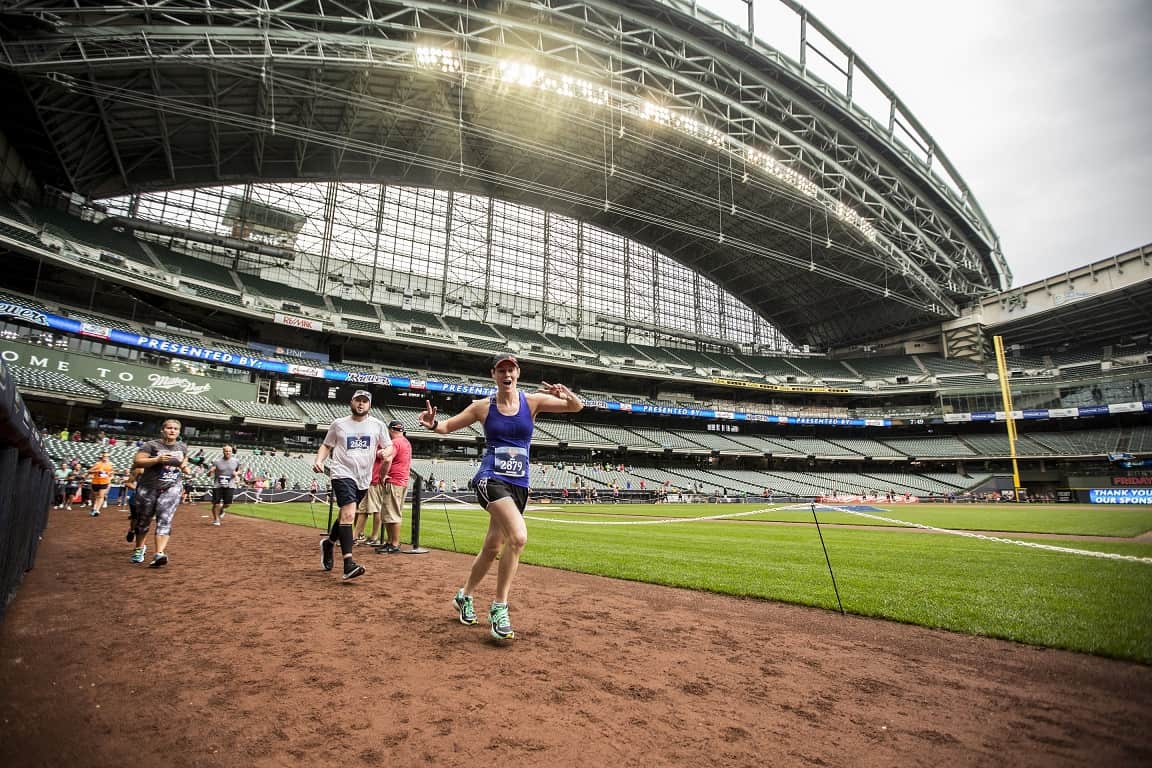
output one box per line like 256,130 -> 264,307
253,475 -> 266,503
420,352 -> 582,641
87,451 -> 115,517
379,420 -> 413,553
53,462 -> 69,509
208,445 -> 241,526
313,390 -> 392,581
129,419 -> 190,567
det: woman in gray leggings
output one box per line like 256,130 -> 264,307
129,419 -> 190,567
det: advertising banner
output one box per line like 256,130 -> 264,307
0,297 -> 1146,432
1088,488 -> 1152,504
0,339 -> 258,400
273,312 -> 324,333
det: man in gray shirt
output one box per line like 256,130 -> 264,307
208,445 -> 241,526
312,390 -> 392,580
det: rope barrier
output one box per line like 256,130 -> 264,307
805,504 -> 1152,565
527,502 -> 1152,564
524,507 -> 777,525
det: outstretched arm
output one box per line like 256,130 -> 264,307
531,382 -> 584,415
419,398 -> 484,434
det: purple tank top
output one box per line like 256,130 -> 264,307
474,391 -> 534,488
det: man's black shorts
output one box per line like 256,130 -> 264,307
331,477 -> 367,508
474,477 -> 528,514
212,487 -> 235,506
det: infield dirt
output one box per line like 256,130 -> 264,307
1,507 -> 1149,767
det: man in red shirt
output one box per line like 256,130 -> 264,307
354,447 -> 387,546
379,420 -> 413,553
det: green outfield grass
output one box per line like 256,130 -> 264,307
223,500 -> 1152,662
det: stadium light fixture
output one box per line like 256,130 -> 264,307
498,61 -> 609,105
415,47 -> 461,74
487,56 -> 881,244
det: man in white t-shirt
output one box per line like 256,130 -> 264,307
312,390 -> 392,580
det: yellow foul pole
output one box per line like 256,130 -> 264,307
992,335 -> 1023,500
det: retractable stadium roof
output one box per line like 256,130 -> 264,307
0,0 -> 1008,349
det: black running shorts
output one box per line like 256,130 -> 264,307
474,477 -> 528,514
331,477 -> 367,508
212,487 -> 235,506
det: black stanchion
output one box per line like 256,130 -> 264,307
403,472 -> 428,554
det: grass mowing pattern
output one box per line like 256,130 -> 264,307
224,501 -> 1152,662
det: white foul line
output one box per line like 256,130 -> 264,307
528,503 -> 1152,564
805,504 -> 1152,565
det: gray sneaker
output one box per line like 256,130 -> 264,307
453,589 -> 477,625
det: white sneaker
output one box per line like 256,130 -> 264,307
211,520 -> 221,526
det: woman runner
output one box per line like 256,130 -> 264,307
419,353 -> 582,640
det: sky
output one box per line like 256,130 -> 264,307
701,0 -> 1152,288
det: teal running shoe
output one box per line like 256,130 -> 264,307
489,602 -> 514,640
453,589 -> 477,625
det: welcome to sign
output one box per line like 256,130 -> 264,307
0,339 -> 258,401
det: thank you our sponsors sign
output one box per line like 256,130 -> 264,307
1089,488 -> 1152,504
